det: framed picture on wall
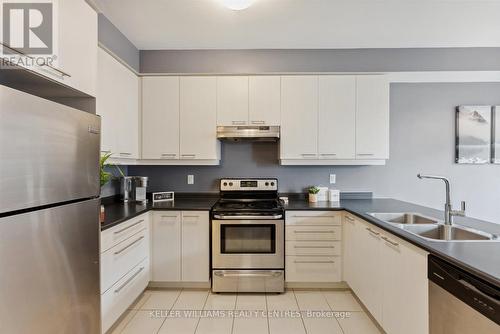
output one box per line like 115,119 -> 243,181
455,105 -> 492,164
493,106 -> 500,164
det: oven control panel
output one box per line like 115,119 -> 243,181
220,178 -> 278,191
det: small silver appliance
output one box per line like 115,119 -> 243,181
121,176 -> 148,203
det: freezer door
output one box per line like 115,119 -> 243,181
0,198 -> 100,334
0,85 -> 100,214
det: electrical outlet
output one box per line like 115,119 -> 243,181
329,174 -> 336,184
187,175 -> 194,185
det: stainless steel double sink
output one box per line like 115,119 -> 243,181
368,212 -> 498,242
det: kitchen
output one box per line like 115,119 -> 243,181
0,0 -> 499,333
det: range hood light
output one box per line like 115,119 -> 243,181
220,0 -> 254,11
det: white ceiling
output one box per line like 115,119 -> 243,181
93,0 -> 500,50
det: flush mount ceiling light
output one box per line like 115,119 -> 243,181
219,0 -> 255,11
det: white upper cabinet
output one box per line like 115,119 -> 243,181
355,75 -> 390,159
318,76 -> 356,159
180,77 -> 220,160
142,77 -> 180,160
97,48 -> 139,159
249,76 -> 281,126
280,76 -> 319,160
217,76 -> 249,126
58,0 -> 97,96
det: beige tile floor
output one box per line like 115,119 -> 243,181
110,289 -> 382,334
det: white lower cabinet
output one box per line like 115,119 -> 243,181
343,214 -> 429,334
151,211 -> 210,282
100,213 -> 150,334
285,211 -> 342,283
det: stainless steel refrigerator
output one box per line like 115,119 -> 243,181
0,86 -> 101,333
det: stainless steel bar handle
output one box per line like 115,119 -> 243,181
214,272 -> 282,278
119,152 -> 132,156
345,215 -> 355,222
213,214 -> 283,220
381,236 -> 399,246
232,121 -> 247,125
114,220 -> 144,235
161,215 -> 178,219
181,154 -> 196,158
294,260 -> 335,264
161,153 -> 177,157
293,230 -> 335,234
292,215 -> 336,218
366,227 -> 380,236
294,245 -> 335,249
357,153 -> 375,156
114,236 -> 144,255
251,121 -> 266,125
320,153 -> 337,156
114,267 -> 145,293
301,154 -> 317,157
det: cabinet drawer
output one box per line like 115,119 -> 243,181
101,228 -> 149,293
286,256 -> 341,282
101,258 -> 149,334
101,214 -> 148,252
286,211 -> 341,226
286,240 -> 341,256
286,226 -> 341,241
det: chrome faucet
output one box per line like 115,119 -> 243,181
417,174 -> 466,225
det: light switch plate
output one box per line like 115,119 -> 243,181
187,175 -> 194,185
330,174 -> 336,184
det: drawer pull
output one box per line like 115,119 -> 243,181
113,236 -> 144,255
294,245 -> 335,249
232,121 -> 247,125
294,230 -> 335,234
114,220 -> 144,235
161,215 -> 178,218
345,216 -> 355,222
294,260 -> 335,264
301,154 -> 317,157
181,154 -> 196,158
183,215 -> 199,218
161,154 -> 177,158
119,152 -> 132,156
320,153 -> 337,156
291,215 -> 336,218
251,121 -> 266,125
366,227 -> 380,236
114,267 -> 145,294
381,236 -> 399,247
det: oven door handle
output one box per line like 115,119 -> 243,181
213,214 -> 283,220
213,271 -> 283,278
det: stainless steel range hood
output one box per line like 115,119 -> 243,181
217,126 -> 280,142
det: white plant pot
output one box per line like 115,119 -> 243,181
309,193 -> 318,203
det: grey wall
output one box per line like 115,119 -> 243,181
98,14 -> 140,72
140,48 -> 500,73
129,83 -> 500,223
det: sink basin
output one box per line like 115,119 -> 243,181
369,212 -> 440,225
402,224 -> 498,241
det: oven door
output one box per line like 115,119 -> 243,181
212,219 -> 284,269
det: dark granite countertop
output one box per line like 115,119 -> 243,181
101,196 -> 218,231
286,198 -> 500,288
100,195 -> 500,288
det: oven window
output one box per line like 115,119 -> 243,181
221,224 -> 276,254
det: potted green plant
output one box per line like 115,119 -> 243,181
100,153 -> 125,188
308,186 -> 320,203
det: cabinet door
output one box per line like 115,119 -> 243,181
97,48 -> 118,156
281,76 -> 318,159
181,212 -> 210,282
249,76 -> 281,126
318,76 -> 356,159
342,214 -> 359,287
142,77 -> 180,159
355,219 -> 383,323
151,212 -> 181,281
217,76 -> 249,126
180,77 -> 219,160
58,0 -> 97,96
97,48 -> 139,159
356,75 -> 389,159
380,234 -> 428,334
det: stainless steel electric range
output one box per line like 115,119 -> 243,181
211,178 -> 285,293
